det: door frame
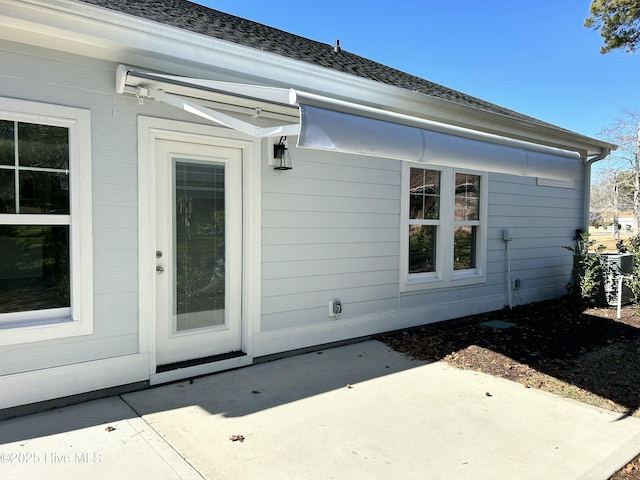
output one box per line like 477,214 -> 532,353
138,117 -> 260,385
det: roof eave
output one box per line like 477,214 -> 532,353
0,0 -> 615,158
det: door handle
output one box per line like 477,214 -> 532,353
156,266 -> 164,274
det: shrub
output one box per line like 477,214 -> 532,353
565,231 -> 605,303
622,235 -> 640,303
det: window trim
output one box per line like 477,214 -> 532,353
400,162 -> 487,292
0,97 -> 93,346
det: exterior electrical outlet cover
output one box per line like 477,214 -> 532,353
329,299 -> 342,317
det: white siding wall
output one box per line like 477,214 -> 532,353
486,173 -> 583,297
0,44 -> 145,375
0,39 -> 586,382
261,146 -> 401,332
261,147 -> 584,340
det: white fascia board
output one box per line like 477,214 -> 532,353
0,0 -> 296,81
2,0 -> 612,157
117,65 -> 581,179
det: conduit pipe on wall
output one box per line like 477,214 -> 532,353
503,229 -> 514,309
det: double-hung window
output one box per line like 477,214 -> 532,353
402,163 -> 486,290
453,173 -> 481,272
408,168 -> 441,277
0,98 -> 92,345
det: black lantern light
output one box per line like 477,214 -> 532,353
273,136 -> 292,170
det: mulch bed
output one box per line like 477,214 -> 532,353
381,296 -> 640,480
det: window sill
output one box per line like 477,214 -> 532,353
400,272 -> 485,292
0,313 -> 92,346
452,269 -> 483,281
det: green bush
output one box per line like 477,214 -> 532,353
564,232 -> 605,303
621,235 -> 640,303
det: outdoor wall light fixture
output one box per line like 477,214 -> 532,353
273,136 -> 292,170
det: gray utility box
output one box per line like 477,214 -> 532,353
595,253 -> 634,307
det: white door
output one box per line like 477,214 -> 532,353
155,138 -> 242,369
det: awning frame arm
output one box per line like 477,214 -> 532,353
143,86 -> 300,138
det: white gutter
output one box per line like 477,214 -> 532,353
2,1 -> 616,158
118,65 -> 584,180
583,150 -> 612,231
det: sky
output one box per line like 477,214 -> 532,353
193,1 -> 639,167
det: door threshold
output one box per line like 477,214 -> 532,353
151,353 -> 252,386
156,351 -> 246,373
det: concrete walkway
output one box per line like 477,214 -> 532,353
2,340 -> 640,479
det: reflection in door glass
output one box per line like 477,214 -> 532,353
174,161 -> 225,332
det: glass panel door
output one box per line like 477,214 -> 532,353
174,161 -> 226,332
155,139 -> 242,368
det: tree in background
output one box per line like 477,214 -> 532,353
591,110 -> 640,234
585,0 -> 640,53
591,169 -> 632,236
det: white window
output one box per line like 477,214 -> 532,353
401,163 -> 486,291
0,98 -> 92,345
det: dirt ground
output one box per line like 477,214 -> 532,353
382,296 -> 640,480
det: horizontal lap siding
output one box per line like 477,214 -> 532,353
0,42 -> 588,371
261,147 -> 401,331
263,150 -> 585,333
0,46 -> 144,375
485,173 -> 583,297
398,171 -> 583,316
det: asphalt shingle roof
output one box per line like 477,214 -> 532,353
79,0 -> 572,133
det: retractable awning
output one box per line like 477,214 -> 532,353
116,65 -> 581,181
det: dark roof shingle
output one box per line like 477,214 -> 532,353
78,0 -> 569,132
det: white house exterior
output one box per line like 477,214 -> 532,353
617,212 -> 634,231
0,0 -> 615,413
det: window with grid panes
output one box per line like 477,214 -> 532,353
402,164 -> 486,290
0,98 -> 92,344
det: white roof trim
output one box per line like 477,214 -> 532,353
116,65 -> 582,180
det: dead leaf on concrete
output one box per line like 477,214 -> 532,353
105,426 -> 116,432
229,434 -> 245,443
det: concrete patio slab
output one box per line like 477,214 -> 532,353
0,396 -> 203,479
122,340 -> 640,480
1,340 -> 639,480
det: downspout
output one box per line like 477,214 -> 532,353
583,149 -> 611,232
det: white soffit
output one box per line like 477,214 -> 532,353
116,65 -> 581,181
